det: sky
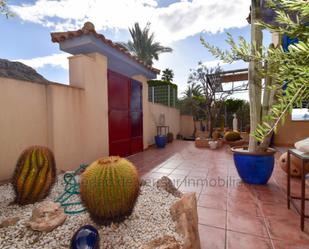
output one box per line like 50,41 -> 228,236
0,0 -> 272,99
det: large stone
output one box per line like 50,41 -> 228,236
142,235 -> 181,249
0,217 -> 19,228
156,176 -> 183,198
26,201 -> 67,232
170,193 -> 201,249
279,152 -> 309,177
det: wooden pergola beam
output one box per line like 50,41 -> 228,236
222,72 -> 248,83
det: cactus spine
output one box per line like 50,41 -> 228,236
12,146 -> 56,205
80,156 -> 140,223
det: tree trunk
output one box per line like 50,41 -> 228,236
205,105 -> 213,138
208,117 -> 214,139
248,0 -> 263,152
259,44 -> 278,151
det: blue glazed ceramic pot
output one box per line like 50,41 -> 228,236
231,146 -> 276,185
70,225 -> 99,249
155,135 -> 167,148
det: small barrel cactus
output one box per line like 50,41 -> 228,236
212,129 -> 223,140
224,131 -> 241,142
12,145 -> 56,205
80,156 -> 140,224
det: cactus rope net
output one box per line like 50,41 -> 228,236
55,164 -> 88,215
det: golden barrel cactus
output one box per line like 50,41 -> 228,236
80,156 -> 140,223
224,131 -> 241,142
12,146 -> 56,205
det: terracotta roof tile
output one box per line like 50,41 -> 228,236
51,22 -> 160,74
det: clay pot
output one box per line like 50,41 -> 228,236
279,152 -> 309,177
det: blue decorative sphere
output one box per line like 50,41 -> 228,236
70,225 -> 100,249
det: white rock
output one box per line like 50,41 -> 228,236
0,173 -> 183,249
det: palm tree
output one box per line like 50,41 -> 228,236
161,68 -> 174,82
182,83 -> 202,99
121,22 -> 172,66
181,83 -> 204,137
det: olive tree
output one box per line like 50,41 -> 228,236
188,63 -> 231,138
0,0 -> 13,18
201,0 -> 309,152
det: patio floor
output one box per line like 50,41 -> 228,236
128,140 -> 309,249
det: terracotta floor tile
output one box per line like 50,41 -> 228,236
272,239 -> 309,249
176,164 -> 194,170
228,188 -> 256,202
152,167 -> 175,174
198,206 -> 226,229
179,183 -> 203,194
202,186 -> 228,197
184,177 -> 208,189
227,212 -> 269,238
266,215 -> 309,243
198,193 -> 227,210
199,224 -> 225,249
227,196 -> 263,217
160,161 -> 182,169
227,231 -> 273,249
229,182 -> 253,192
187,170 -> 208,178
253,182 -> 282,193
171,168 -> 191,176
255,191 -> 286,204
127,141 -> 309,247
208,168 -> 228,176
261,202 -> 299,219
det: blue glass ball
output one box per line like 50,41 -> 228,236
70,225 -> 100,249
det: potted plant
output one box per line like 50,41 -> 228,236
155,135 -> 167,148
167,132 -> 174,143
201,0 -> 309,184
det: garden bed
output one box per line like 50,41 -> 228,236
0,174 -> 183,249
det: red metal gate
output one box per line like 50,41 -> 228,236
108,70 -> 143,157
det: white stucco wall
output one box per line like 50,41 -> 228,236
0,52 -> 184,182
0,53 -> 110,181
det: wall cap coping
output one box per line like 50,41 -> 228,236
51,22 -> 160,75
0,76 -> 84,90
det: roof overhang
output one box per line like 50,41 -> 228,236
220,68 -> 248,83
58,34 -> 157,79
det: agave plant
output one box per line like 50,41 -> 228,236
201,0 -> 309,152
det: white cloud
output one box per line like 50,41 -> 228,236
10,0 -> 250,44
202,59 -> 226,68
16,53 -> 69,70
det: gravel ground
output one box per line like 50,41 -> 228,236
0,174 -> 182,249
